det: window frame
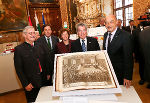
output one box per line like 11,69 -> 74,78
114,0 -> 133,26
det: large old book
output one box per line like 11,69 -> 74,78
53,51 -> 121,96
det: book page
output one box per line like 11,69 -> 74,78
55,51 -> 116,92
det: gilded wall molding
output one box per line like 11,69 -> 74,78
73,0 -> 102,27
103,0 -> 113,16
59,0 -> 113,29
133,0 -> 150,25
59,0 -> 69,28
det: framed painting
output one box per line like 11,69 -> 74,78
0,0 -> 28,32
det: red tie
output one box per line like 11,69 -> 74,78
37,59 -> 42,72
31,44 -> 34,47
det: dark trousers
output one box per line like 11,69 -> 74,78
117,77 -> 123,85
24,88 -> 40,103
41,72 -> 53,86
138,55 -> 145,80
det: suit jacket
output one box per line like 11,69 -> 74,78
132,28 -> 142,58
57,40 -> 74,54
125,26 -> 136,34
71,37 -> 100,52
14,42 -> 42,88
119,26 -> 126,30
139,27 -> 150,82
103,28 -> 133,84
36,35 -> 59,76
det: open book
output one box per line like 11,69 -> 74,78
54,51 -> 117,93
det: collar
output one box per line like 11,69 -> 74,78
44,35 -> 51,40
80,37 -> 87,46
130,26 -> 133,28
25,41 -> 34,46
108,27 -> 117,35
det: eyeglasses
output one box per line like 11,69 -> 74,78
27,32 -> 36,35
35,31 -> 40,35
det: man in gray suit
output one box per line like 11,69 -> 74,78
37,24 -> 59,86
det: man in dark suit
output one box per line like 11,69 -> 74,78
103,15 -> 133,88
125,20 -> 136,34
117,19 -> 126,30
96,17 -> 105,27
37,24 -> 59,86
14,26 -> 42,102
132,27 -> 145,85
139,26 -> 150,88
71,23 -> 100,52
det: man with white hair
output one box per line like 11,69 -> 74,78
14,26 -> 42,102
71,23 -> 100,52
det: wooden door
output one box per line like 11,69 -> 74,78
28,3 -> 62,37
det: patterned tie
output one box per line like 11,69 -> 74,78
47,38 -> 51,50
82,39 -> 86,52
107,33 -> 112,51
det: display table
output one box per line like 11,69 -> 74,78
35,86 -> 142,103
0,42 -> 19,53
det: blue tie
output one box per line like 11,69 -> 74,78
82,40 -> 86,52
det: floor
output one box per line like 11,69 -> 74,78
132,62 -> 150,103
0,62 -> 150,103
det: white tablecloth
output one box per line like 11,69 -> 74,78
0,53 -> 22,93
35,85 -> 142,103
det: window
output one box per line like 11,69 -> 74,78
125,7 -> 133,26
125,0 -> 133,6
116,9 -> 123,20
116,0 -> 122,8
114,0 -> 133,26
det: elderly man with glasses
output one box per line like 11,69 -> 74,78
14,26 -> 42,103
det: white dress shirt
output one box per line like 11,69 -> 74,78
80,37 -> 87,51
106,27 -> 117,51
45,36 -> 53,49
